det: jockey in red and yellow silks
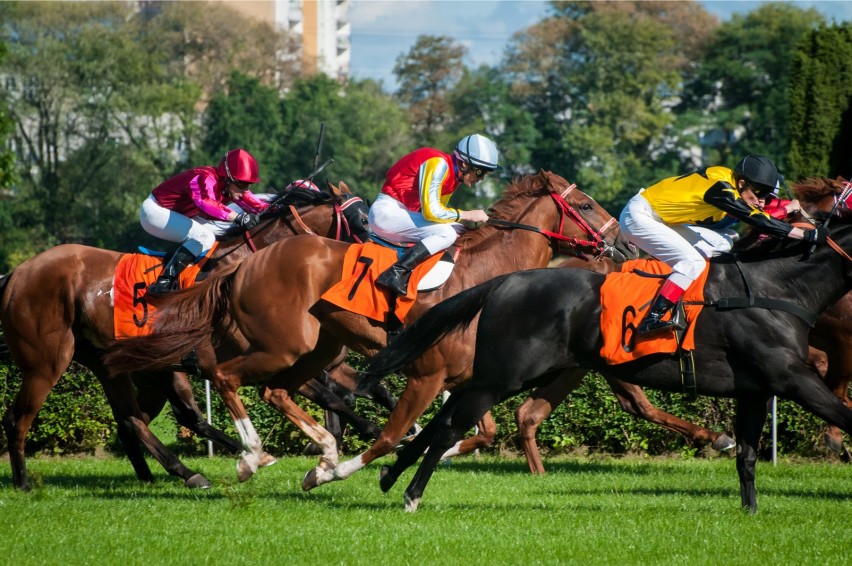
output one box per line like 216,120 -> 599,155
368,134 -> 502,296
620,155 -> 829,336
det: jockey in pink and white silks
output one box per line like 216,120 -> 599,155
619,154 -> 830,336
368,134 -> 501,296
140,148 -> 269,294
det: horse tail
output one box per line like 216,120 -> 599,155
103,264 -> 240,375
366,274 -> 510,379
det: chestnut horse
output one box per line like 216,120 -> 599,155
367,213 -> 852,512
0,185 -> 370,490
104,170 -> 637,485
515,176 -> 852,473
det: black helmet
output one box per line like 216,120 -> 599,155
733,155 -> 779,197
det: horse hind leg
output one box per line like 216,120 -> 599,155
99,373 -> 211,489
2,357 -> 72,491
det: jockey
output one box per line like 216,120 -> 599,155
620,155 -> 829,336
140,148 -> 269,294
368,134 -> 501,296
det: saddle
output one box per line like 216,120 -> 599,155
320,240 -> 455,328
368,233 -> 458,291
599,259 -> 709,395
113,245 -> 216,339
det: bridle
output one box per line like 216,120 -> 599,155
486,183 -> 619,259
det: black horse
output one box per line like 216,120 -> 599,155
368,215 -> 852,512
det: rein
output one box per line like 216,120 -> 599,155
486,184 -> 617,259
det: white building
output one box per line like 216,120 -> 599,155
218,0 -> 351,81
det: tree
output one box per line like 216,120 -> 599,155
787,23 -> 852,180
393,35 -> 466,146
680,3 -> 824,173
502,1 -> 711,211
277,75 -> 412,200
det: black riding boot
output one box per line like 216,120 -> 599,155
375,242 -> 433,296
148,246 -> 196,295
637,294 -> 678,335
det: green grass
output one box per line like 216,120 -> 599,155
1,454 -> 850,565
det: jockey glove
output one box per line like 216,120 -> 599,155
236,212 -> 260,229
805,226 -> 830,245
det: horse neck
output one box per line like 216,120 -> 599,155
449,200 -> 564,290
716,228 -> 851,317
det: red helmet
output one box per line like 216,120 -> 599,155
217,149 -> 260,184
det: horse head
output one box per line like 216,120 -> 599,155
329,181 -> 371,243
510,170 -> 638,262
792,176 -> 852,220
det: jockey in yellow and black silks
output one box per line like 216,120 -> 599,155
620,155 -> 830,336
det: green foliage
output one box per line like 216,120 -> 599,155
787,23 -> 852,179
2,456 -> 852,564
0,363 -> 113,455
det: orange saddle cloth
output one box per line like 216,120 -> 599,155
320,242 -> 443,324
113,248 -> 214,339
599,259 -> 709,365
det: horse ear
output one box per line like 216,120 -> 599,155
330,182 -> 343,196
338,181 -> 351,194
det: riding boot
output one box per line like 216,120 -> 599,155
148,246 -> 196,295
637,294 -> 678,335
376,242 -> 433,296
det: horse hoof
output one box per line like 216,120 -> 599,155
824,432 -> 844,455
258,452 -> 277,468
379,465 -> 396,493
237,458 -> 256,483
712,434 -> 736,452
185,473 -> 211,489
404,492 -> 420,513
302,467 -> 320,491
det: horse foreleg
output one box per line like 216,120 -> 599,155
515,370 -> 586,475
606,376 -> 735,452
298,377 -> 381,441
305,370 -> 446,490
734,395 -> 770,513
161,372 -> 243,454
259,386 -> 340,489
437,411 -> 496,459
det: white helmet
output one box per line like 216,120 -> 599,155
454,134 -> 501,171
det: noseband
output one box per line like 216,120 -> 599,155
486,183 -> 618,259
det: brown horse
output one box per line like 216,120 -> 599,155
514,176 -> 852,473
104,170 -> 638,485
0,184 -> 370,491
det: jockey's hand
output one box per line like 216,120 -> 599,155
236,212 -> 260,229
460,209 -> 490,223
804,226 -> 830,245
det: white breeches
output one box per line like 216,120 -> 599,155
140,195 -> 226,257
368,194 -> 465,255
619,192 -> 738,289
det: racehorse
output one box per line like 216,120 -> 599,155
514,176 -> 852,473
103,170 -> 637,486
367,212 -> 852,512
1,184 -> 370,491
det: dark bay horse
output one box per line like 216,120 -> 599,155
104,170 -> 637,486
368,214 -> 852,512
515,176 -> 852,473
1,185 -> 370,491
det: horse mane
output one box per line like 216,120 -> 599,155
221,188 -> 336,239
457,173 -> 552,251
726,211 -> 836,263
791,176 -> 849,204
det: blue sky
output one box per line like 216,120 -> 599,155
349,0 -> 852,91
